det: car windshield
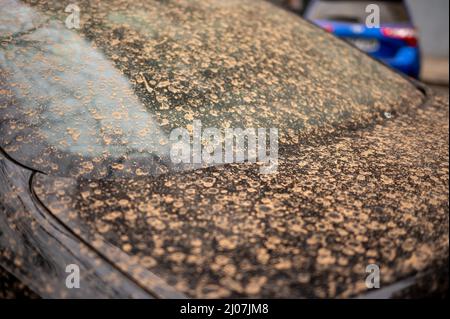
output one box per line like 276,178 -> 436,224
307,0 -> 411,24
0,0 -> 422,179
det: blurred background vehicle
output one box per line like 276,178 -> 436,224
304,0 -> 421,78
269,0 -> 449,89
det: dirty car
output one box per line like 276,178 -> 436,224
0,0 -> 448,298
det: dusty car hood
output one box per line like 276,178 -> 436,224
31,93 -> 449,298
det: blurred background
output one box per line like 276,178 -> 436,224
269,0 -> 449,93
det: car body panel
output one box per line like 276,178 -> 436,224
0,149 -> 185,299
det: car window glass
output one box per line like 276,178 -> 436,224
0,0 -> 422,178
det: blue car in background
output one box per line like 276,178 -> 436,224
305,0 -> 421,78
